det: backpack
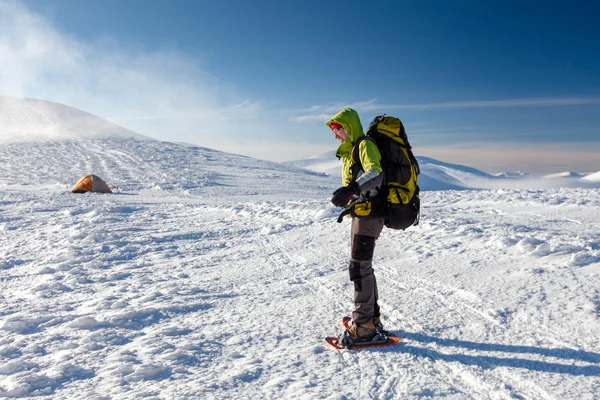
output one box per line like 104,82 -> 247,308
352,115 -> 420,230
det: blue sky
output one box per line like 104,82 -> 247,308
2,0 -> 600,173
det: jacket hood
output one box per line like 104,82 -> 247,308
325,108 -> 365,145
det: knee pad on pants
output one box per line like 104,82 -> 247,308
351,234 -> 376,261
349,261 -> 362,291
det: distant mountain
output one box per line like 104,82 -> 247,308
582,171 -> 600,182
286,150 -> 600,190
543,171 -> 585,179
285,150 -> 341,178
285,151 -> 493,190
416,156 -> 496,190
0,96 -> 151,142
494,171 -> 533,179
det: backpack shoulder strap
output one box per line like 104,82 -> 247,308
351,136 -> 375,167
350,136 -> 375,180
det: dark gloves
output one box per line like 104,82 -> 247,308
331,182 -> 360,208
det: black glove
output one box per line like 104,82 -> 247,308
331,182 -> 360,208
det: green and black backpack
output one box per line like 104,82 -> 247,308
352,115 -> 420,230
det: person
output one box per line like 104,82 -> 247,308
326,108 -> 386,345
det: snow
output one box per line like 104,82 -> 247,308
495,171 -> 533,179
284,150 -> 343,178
543,171 -> 585,179
0,97 -> 150,142
1,98 -> 600,398
583,171 -> 600,182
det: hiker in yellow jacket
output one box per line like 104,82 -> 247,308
326,108 -> 387,345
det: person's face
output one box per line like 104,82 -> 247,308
332,126 -> 348,143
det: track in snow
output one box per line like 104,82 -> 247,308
1,140 -> 600,398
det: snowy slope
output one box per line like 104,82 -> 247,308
544,171 -> 585,179
416,156 -> 496,190
0,138 -> 334,198
285,150 -> 342,178
0,96 -> 150,142
582,171 -> 600,182
1,101 -> 600,399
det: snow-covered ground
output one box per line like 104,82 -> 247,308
1,98 -> 600,398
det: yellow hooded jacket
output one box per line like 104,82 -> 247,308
326,108 -> 383,217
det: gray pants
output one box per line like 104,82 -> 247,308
349,217 -> 385,325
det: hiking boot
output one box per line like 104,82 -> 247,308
338,320 -> 378,346
373,316 -> 385,331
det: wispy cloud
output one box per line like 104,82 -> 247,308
2,0 -> 598,170
291,100 -> 380,121
293,96 -> 600,122
0,0 -> 271,145
421,97 -> 600,108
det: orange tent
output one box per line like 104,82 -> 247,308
71,175 -> 112,193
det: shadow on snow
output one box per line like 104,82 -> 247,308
391,331 -> 600,376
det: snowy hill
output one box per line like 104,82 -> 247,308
543,171 -> 585,179
582,171 -> 600,182
416,156 -> 496,190
0,96 -> 150,142
1,100 -> 600,398
0,138 -> 335,198
0,96 -> 334,197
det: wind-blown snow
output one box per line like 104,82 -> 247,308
1,99 -> 600,398
0,97 -> 150,142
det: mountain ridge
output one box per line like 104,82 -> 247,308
286,149 -> 600,190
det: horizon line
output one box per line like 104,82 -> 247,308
293,96 -> 600,121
